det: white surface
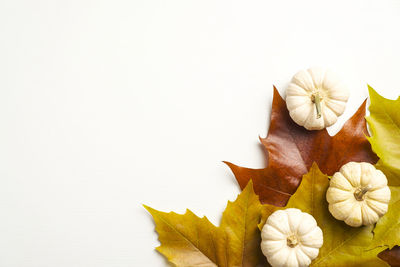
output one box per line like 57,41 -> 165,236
0,0 -> 399,266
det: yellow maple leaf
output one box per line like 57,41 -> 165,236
145,181 -> 277,267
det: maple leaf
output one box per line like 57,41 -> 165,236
379,248 -> 400,267
365,86 -> 400,263
370,187 -> 400,249
225,86 -> 378,206
259,163 -> 389,266
366,85 -> 400,186
144,181 -> 277,267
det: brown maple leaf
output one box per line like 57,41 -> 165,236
379,246 -> 400,266
224,86 -> 378,206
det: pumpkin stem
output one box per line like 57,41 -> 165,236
354,186 -> 371,201
311,92 -> 322,119
287,234 -> 299,248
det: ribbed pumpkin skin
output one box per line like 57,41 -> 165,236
261,208 -> 323,267
286,67 -> 349,130
326,162 -> 391,227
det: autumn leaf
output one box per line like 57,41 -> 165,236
225,86 -> 378,206
366,85 -> 400,186
144,181 -> 277,267
369,187 -> 400,250
379,248 -> 400,267
144,206 -> 223,266
365,86 -> 400,263
371,186 -> 400,265
219,182 -> 265,267
259,163 -> 388,266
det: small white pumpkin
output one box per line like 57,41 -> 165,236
261,208 -> 323,267
286,67 -> 349,130
326,162 -> 391,227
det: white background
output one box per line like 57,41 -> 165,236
0,0 -> 400,266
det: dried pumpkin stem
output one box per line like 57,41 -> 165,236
311,92 -> 322,119
354,186 -> 371,201
287,234 -> 298,248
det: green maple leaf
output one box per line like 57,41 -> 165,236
370,186 -> 400,250
144,181 -> 278,267
366,86 -> 400,185
260,163 -> 388,266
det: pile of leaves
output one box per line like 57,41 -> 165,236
145,85 -> 400,266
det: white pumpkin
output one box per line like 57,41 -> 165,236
326,162 -> 391,227
286,67 -> 349,130
261,208 -> 323,267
